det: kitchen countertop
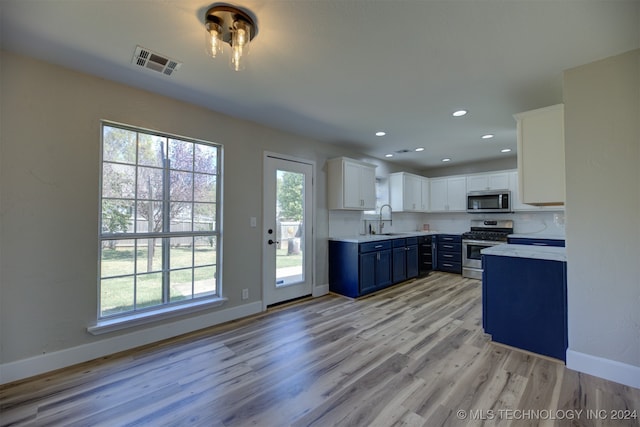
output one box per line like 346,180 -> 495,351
329,231 -> 443,243
508,233 -> 565,240
481,243 -> 566,262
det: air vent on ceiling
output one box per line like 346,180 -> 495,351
132,45 -> 182,76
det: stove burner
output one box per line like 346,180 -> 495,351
461,231 -> 509,242
462,219 -> 514,279
462,219 -> 514,242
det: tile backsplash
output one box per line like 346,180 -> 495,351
328,209 -> 566,238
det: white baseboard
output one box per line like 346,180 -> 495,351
0,301 -> 263,385
566,349 -> 640,389
313,283 -> 329,297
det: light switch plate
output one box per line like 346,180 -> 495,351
250,217 -> 257,227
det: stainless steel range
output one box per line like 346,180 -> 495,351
461,219 -> 513,279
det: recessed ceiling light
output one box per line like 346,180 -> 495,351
385,153 -> 393,158
481,134 -> 494,139
442,158 -> 451,162
375,131 -> 386,137
415,147 -> 425,152
452,110 -> 467,117
501,148 -> 512,153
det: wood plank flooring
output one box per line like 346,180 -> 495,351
1,272 -> 639,426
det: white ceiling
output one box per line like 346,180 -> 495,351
2,1 -> 639,170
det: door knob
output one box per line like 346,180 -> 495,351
268,239 -> 280,245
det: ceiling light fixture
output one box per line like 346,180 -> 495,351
501,148 -> 512,153
415,147 -> 425,152
481,134 -> 494,139
452,110 -> 468,117
205,4 -> 257,71
375,131 -> 386,137
385,154 -> 394,158
442,158 -> 451,162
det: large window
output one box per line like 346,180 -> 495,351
99,122 -> 221,319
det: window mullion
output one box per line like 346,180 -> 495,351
162,141 -> 171,304
99,122 -> 220,320
133,132 -> 140,310
191,147 -> 196,298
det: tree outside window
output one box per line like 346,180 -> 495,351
99,123 -> 221,318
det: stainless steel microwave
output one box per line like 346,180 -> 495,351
467,190 -> 511,213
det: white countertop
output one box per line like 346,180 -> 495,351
481,244 -> 566,262
508,233 -> 565,240
329,231 -> 443,243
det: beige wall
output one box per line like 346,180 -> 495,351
0,50 -> 411,376
564,49 -> 639,381
422,156 -> 517,178
4,46 -> 639,386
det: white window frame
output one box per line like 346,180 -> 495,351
91,121 -> 224,333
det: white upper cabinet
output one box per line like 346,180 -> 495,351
508,170 -> 532,211
420,178 -> 430,211
447,176 -> 467,211
429,178 -> 447,212
514,104 -> 565,205
327,157 -> 377,210
466,172 -> 510,192
429,176 -> 466,212
389,172 -> 429,212
508,170 -> 564,211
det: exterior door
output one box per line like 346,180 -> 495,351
263,153 -> 314,307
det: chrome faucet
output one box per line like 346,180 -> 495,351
379,204 -> 393,234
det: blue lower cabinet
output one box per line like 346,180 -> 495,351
392,239 -> 407,283
359,251 -> 378,295
435,234 -> 462,274
329,237 -> 419,298
406,241 -> 419,279
329,240 -> 393,297
329,240 -> 360,298
482,254 -> 567,361
360,248 -> 392,295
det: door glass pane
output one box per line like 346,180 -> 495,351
275,169 -> 304,287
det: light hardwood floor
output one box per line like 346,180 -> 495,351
1,272 -> 639,427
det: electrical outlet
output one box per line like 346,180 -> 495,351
242,288 -> 249,300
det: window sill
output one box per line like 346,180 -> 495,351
87,297 -> 228,335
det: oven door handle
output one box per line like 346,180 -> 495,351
462,239 -> 504,246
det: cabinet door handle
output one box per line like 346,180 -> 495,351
374,245 -> 383,249
443,254 -> 453,258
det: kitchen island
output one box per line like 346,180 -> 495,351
481,244 -> 567,361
